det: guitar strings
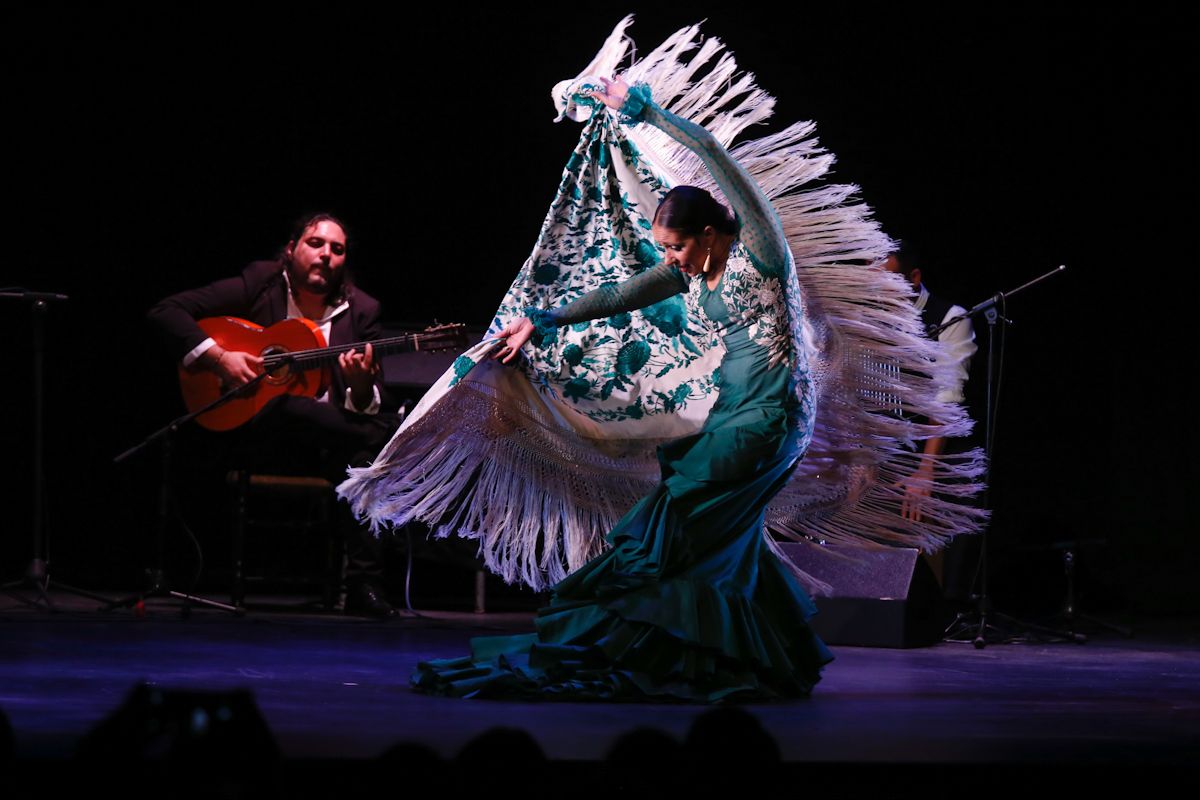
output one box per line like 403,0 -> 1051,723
261,328 -> 464,368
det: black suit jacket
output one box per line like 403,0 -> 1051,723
148,260 -> 385,408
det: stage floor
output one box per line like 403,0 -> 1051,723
2,591 -> 1196,776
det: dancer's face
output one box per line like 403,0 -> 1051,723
652,224 -> 713,277
285,219 -> 348,298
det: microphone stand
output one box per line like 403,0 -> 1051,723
932,267 -> 1086,647
1,289 -> 112,611
102,366 -> 284,616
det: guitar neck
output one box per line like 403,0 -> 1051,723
263,332 -> 448,370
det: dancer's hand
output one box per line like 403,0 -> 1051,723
493,317 -> 535,364
896,461 -> 935,523
587,76 -> 630,110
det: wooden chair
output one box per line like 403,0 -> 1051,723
227,471 -> 344,611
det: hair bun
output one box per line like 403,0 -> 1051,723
653,187 -> 737,236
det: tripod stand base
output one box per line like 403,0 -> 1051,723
944,607 -> 1086,647
102,569 -> 244,616
1040,610 -> 1134,641
2,559 -> 113,612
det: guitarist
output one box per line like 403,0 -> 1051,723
148,213 -> 401,618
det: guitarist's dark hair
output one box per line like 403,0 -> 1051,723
889,239 -> 923,280
282,212 -> 355,301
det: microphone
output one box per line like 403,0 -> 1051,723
0,288 -> 70,302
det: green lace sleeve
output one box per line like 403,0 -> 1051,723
525,262 -> 688,347
620,83 -> 789,277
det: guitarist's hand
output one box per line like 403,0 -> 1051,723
340,343 -> 378,408
204,347 -> 263,388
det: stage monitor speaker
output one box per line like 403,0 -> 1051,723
776,543 -> 949,648
380,323 -> 486,388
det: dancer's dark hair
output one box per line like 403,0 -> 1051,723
653,186 -> 738,236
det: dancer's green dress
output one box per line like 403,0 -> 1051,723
411,87 -> 834,702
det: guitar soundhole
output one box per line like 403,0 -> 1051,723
261,346 -> 294,385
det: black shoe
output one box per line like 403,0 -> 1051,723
345,581 -> 397,619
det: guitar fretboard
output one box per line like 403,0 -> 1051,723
261,329 -> 462,370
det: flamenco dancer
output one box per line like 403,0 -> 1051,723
340,19 -> 986,700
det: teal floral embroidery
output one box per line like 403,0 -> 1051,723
533,261 -> 561,285
562,344 -> 584,367
608,312 -> 631,329
596,141 -> 610,169
635,239 -> 660,268
568,82 -> 603,112
487,108 -> 721,425
563,377 -> 591,401
449,355 -> 476,387
642,296 -> 686,337
618,136 -> 644,170
616,341 -> 651,375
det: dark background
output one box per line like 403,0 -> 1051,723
3,8 -> 1192,615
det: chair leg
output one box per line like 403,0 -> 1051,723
321,492 -> 343,611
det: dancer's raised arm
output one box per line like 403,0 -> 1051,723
592,78 -> 788,274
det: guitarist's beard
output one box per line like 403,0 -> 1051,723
286,260 -> 346,305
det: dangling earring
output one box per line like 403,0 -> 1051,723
702,248 -> 712,274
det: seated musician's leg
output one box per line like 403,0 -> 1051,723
243,396 -> 403,617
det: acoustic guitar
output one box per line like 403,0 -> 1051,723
180,316 -> 467,431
